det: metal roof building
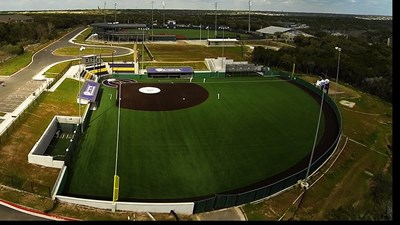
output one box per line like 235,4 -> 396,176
91,22 -> 148,42
207,38 -> 239,46
256,26 -> 314,42
256,26 -> 293,35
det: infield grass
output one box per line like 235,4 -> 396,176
63,77 -> 325,200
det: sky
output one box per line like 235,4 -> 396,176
1,0 -> 393,16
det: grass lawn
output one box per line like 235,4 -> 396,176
53,47 -> 114,56
146,28 -> 251,39
147,44 -> 246,62
0,52 -> 33,76
63,77 -> 325,200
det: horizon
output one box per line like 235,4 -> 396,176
0,8 -> 393,18
0,0 -> 393,17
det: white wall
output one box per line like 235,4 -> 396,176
56,116 -> 80,124
56,195 -> 194,215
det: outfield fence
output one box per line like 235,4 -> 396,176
192,72 -> 343,214
46,71 -> 342,215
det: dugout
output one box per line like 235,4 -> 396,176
146,67 -> 194,78
225,63 -> 263,77
207,38 -> 238,46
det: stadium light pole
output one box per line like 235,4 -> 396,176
78,46 -> 85,134
222,27 -> 225,58
304,84 -> 326,186
214,2 -> 218,38
162,1 -> 165,27
200,24 -> 202,41
151,1 -> 154,42
103,1 -> 107,23
114,2 -> 117,23
334,46 -> 341,101
248,0 -> 251,33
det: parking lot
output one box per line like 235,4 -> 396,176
0,80 -> 45,113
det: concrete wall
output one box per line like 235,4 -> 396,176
28,116 -> 80,168
56,195 -> 195,215
28,154 -> 64,169
56,116 -> 80,124
51,165 -> 67,199
30,117 -> 57,155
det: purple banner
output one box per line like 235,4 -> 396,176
79,80 -> 100,102
147,67 -> 193,74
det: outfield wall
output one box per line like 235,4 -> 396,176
52,74 -> 342,215
193,71 -> 225,78
55,195 -> 194,215
192,73 -> 342,214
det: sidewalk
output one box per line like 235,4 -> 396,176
195,207 -> 247,221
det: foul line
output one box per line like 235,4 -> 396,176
278,135 -> 348,221
341,107 -> 381,116
348,137 -> 389,157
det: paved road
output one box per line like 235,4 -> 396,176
0,204 -> 49,221
0,26 -> 132,105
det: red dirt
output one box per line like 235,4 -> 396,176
118,83 -> 209,111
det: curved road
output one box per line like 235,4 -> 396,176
0,26 -> 132,104
0,26 -> 132,220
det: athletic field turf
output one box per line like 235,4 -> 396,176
63,77 -> 325,201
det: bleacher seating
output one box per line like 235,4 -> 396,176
109,63 -> 135,73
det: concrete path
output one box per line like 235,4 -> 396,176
195,207 -> 247,221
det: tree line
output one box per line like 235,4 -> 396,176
0,11 -> 392,103
252,34 -> 392,102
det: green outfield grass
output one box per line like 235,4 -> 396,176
53,47 -> 114,56
147,44 -> 246,62
145,28 -> 250,39
63,77 -> 325,200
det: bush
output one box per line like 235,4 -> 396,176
2,44 -> 24,55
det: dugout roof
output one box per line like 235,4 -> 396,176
91,22 -> 147,29
147,67 -> 193,74
79,80 -> 100,102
